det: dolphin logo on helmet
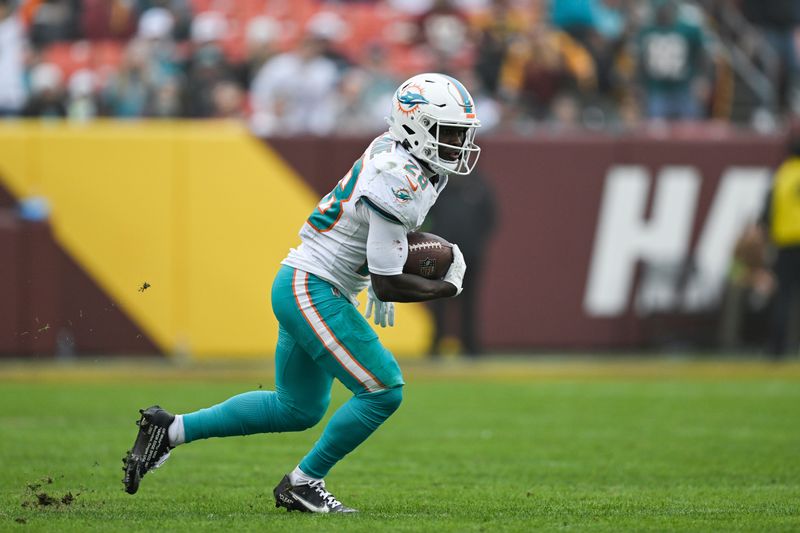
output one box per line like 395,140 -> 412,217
397,92 -> 429,107
396,84 -> 429,115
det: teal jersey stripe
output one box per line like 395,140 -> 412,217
308,158 -> 364,232
442,74 -> 473,113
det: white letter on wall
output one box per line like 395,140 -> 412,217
584,166 -> 700,316
682,167 -> 771,310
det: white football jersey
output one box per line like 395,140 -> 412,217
283,132 -> 448,302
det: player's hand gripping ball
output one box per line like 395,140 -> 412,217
403,232 -> 454,280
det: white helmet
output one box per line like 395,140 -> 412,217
387,73 -> 481,175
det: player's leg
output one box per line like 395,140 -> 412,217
273,269 -> 404,513
179,325 -> 332,441
768,250 -> 793,357
460,255 -> 482,356
429,297 -> 446,357
170,265 -> 334,439
122,329 -> 332,494
122,266 -> 333,495
768,248 -> 800,357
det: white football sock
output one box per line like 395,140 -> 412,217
167,415 -> 185,446
290,465 -> 321,486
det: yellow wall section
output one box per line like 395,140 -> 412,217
0,121 -> 431,358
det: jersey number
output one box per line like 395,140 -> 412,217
307,158 -> 364,232
404,161 -> 428,191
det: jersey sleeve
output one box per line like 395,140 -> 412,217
366,209 -> 408,276
358,155 -> 425,232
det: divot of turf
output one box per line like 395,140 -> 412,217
35,493 -> 59,507
20,476 -> 79,510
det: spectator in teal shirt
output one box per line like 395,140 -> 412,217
637,0 -> 706,120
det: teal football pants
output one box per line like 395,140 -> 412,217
182,265 -> 404,478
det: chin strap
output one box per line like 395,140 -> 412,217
417,158 -> 438,180
401,139 -> 444,183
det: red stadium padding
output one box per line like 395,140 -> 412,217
0,184 -> 160,357
0,211 -> 22,353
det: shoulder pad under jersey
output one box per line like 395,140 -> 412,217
359,151 -> 427,231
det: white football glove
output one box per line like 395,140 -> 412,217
365,285 -> 395,327
443,244 -> 467,296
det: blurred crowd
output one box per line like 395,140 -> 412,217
0,0 -> 798,135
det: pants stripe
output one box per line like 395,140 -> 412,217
291,270 -> 385,392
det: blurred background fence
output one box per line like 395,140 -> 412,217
0,0 -> 798,359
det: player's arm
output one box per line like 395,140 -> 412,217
366,209 -> 458,302
372,273 -> 458,302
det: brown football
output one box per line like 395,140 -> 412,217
403,232 -> 453,280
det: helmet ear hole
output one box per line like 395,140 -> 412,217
402,125 -> 415,136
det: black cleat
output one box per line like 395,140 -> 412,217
273,475 -> 357,513
122,406 -> 175,495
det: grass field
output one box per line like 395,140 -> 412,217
1,357 -> 799,531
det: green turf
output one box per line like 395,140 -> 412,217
1,361 -> 799,531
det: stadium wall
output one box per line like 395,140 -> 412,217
0,122 -> 787,357
269,131 -> 786,351
0,122 -> 433,358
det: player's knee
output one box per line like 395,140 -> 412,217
354,386 -> 403,427
372,385 -> 403,417
276,388 -> 330,431
279,394 -> 329,430
288,404 -> 327,430
303,396 -> 331,428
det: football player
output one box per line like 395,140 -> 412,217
122,73 -> 481,513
